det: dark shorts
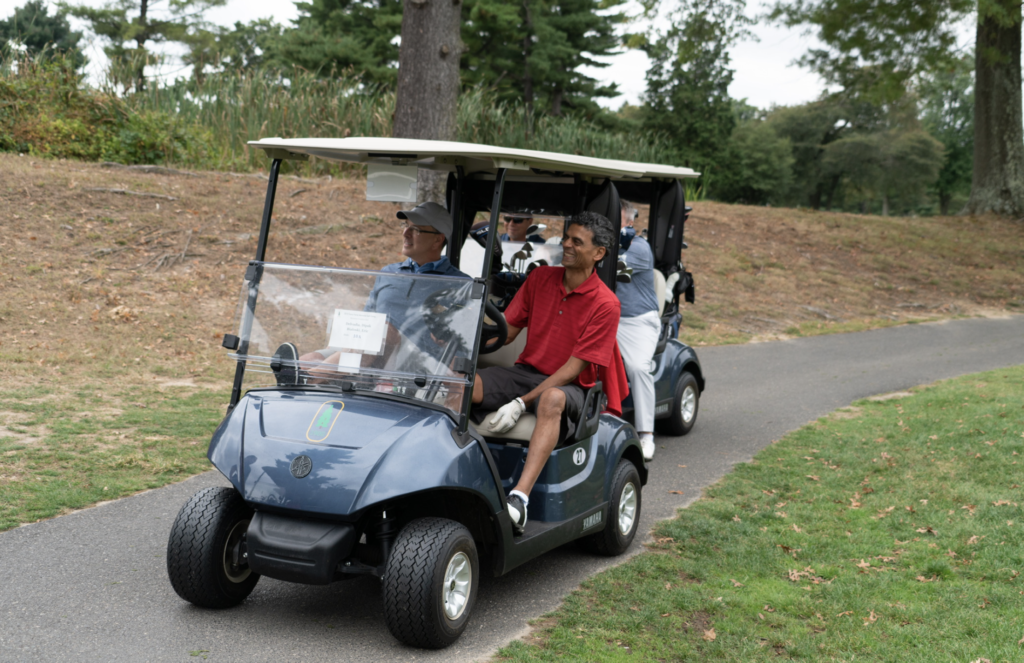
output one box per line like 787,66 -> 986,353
474,364 -> 586,442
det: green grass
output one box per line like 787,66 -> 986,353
0,387 -> 227,531
499,365 -> 1024,661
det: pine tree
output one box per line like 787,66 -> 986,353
0,0 -> 84,67
63,0 -> 226,92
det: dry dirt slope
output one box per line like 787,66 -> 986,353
0,153 -> 1022,396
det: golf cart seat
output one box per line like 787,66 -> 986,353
474,327 -> 534,440
653,268 -> 666,317
474,380 -> 604,446
475,412 -> 538,442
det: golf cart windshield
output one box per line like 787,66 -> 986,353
232,264 -> 479,414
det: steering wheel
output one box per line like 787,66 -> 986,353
480,300 -> 508,354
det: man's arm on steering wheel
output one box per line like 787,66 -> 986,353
504,324 -> 523,345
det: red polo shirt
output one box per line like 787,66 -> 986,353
504,266 -> 629,415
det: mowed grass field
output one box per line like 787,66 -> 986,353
500,366 -> 1024,662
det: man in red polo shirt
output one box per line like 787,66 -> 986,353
472,211 -> 627,535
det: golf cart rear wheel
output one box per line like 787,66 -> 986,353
657,370 -> 699,436
382,517 -> 479,649
166,486 -> 259,609
579,459 -> 642,556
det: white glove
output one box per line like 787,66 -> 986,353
664,272 -> 680,304
488,397 -> 525,433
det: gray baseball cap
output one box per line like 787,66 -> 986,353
397,202 -> 453,242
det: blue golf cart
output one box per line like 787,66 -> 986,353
165,138 -> 705,649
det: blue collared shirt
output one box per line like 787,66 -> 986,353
380,256 -> 467,278
366,257 -> 470,358
616,237 -> 659,318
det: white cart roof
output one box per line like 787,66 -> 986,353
248,136 -> 699,181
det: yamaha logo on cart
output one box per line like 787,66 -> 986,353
572,447 -> 586,466
582,511 -> 602,531
290,455 -> 313,478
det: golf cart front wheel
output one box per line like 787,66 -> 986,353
166,486 -> 260,609
579,459 -> 642,556
382,517 -> 479,649
657,370 -> 699,436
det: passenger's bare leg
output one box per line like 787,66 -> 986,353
472,373 -> 484,404
511,387 -> 565,496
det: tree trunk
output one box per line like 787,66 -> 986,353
135,0 -> 149,92
393,0 -> 463,204
522,0 -> 535,131
551,87 -> 563,116
823,174 -> 840,210
964,1 -> 1024,217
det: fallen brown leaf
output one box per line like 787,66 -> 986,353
702,628 -> 716,642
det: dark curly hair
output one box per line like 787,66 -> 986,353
568,211 -> 615,254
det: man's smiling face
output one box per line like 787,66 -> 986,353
561,224 -> 605,271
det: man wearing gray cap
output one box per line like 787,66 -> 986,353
274,202 -> 468,382
365,201 -> 469,322
380,201 -> 467,279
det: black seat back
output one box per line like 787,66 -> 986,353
649,180 -> 687,273
573,381 -> 605,442
582,180 -> 621,293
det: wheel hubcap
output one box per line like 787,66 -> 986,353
680,386 -> 696,423
442,552 -> 472,620
222,519 -> 251,583
618,482 -> 637,535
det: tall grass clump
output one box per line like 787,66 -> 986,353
127,67 -> 395,172
0,50 -> 210,164
456,87 -> 676,164
3,54 -> 684,175
127,68 -> 677,173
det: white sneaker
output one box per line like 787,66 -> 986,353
640,436 -> 655,461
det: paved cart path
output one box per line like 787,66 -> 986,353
2,316 -> 1022,662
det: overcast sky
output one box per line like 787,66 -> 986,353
0,0 -> 856,110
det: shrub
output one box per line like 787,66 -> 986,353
0,51 -> 209,164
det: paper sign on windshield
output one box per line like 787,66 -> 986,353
328,309 -> 387,354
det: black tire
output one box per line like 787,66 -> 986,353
166,486 -> 259,609
382,517 -> 479,649
579,459 -> 642,556
657,370 -> 699,436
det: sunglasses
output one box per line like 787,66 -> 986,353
504,216 -> 531,224
402,222 -> 441,236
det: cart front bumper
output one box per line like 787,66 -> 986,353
246,512 -> 356,585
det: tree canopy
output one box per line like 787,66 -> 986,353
62,0 -> 226,91
641,0 -> 752,170
770,0 -> 1023,216
0,0 -> 84,67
